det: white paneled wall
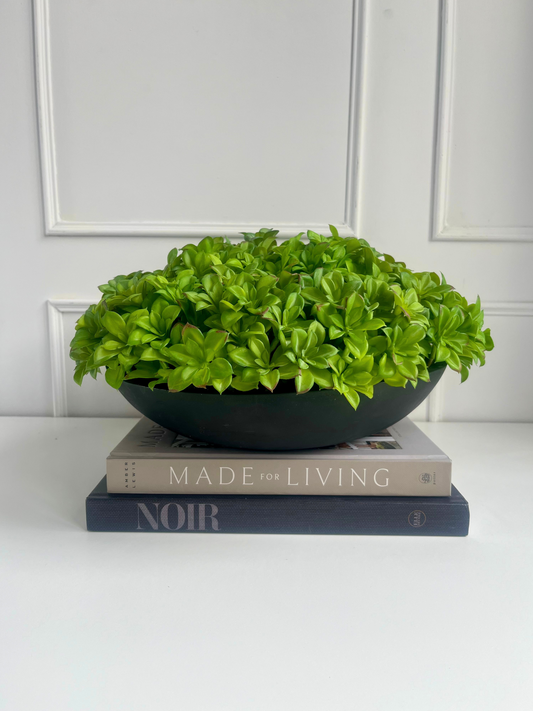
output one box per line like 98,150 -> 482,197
0,0 -> 532,421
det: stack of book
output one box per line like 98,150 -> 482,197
86,417 -> 469,536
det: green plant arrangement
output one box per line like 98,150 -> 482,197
70,227 -> 494,412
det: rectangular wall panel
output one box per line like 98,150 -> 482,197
36,0 -> 360,237
433,0 -> 533,241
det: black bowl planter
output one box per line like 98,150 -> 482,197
119,363 -> 446,451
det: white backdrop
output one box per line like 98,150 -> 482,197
1,0 -> 532,420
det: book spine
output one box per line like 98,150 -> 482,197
106,457 -> 452,496
86,492 -> 469,536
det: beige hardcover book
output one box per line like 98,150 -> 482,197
106,417 -> 452,496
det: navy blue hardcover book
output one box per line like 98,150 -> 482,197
86,476 -> 469,536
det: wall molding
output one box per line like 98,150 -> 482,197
48,299 -> 91,416
34,0 -> 364,239
431,0 -> 533,243
482,302 -> 533,318
427,384 -> 445,424
33,0 -> 59,236
344,0 -> 365,235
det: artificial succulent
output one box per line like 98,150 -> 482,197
70,227 -> 494,411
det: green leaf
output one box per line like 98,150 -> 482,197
127,329 -> 145,346
204,329 -> 228,354
435,344 -> 450,362
241,367 -> 261,383
343,370 -> 373,388
93,346 -> 117,367
192,366 -> 210,388
162,305 -> 181,322
182,324 -> 204,346
70,329 -> 93,348
360,318 -> 385,331
221,310 -> 244,330
209,358 -> 232,379
185,340 -> 205,362
102,340 -> 123,351
343,388 -> 360,410
105,365 -> 125,389
212,375 -> 232,394
397,359 -> 418,381
231,375 -> 259,392
378,354 -> 395,379
349,355 -> 374,373
301,287 -> 326,303
260,370 -> 280,392
102,311 -> 128,341
139,348 -> 162,361
228,347 -> 256,368
308,366 -> 333,388
384,371 -> 408,387
345,332 -> 368,359
329,326 -> 345,340
73,362 -> 86,386
249,336 -> 269,362
124,366 -> 159,380
278,363 -> 300,380
295,368 -> 314,394
168,366 -> 195,392
446,350 -> 461,372
483,327 -> 494,351
118,352 -> 140,369
401,324 -> 426,346
165,345 -> 191,365
291,329 -> 307,356
170,323 -> 183,345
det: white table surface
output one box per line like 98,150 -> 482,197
0,417 -> 532,711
